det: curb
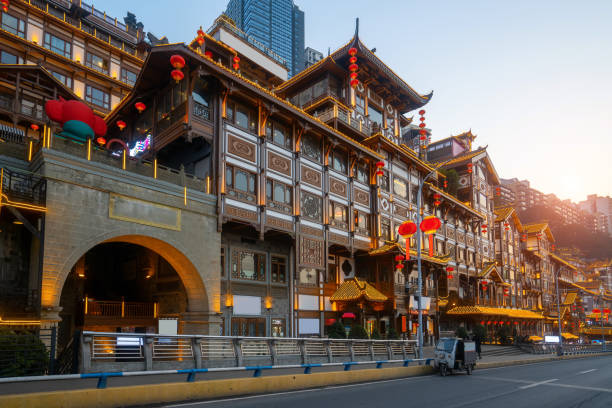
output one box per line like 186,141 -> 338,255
476,352 -> 612,370
0,365 -> 434,408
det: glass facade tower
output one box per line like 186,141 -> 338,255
225,0 -> 304,77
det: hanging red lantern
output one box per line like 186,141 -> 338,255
593,308 -> 601,313
536,232 -> 542,240
349,56 -> 357,64
204,51 -> 213,59
419,109 -> 425,115
551,244 -> 555,251
233,63 -> 240,70
481,224 -> 488,234
349,72 -> 358,80
350,79 -> 359,88
233,56 -> 240,63
116,120 -> 126,131
30,123 -> 39,131
487,321 -> 491,325
521,234 -> 527,242
504,222 -> 510,231
349,63 -> 359,72
376,161 -> 385,169
419,116 -> 425,122
376,169 -> 384,177
514,321 -> 518,325
171,69 -> 184,82
480,321 -> 485,325
446,266 -> 454,280
348,47 -> 358,56
443,180 -> 448,189
95,136 -> 107,146
419,122 -> 426,128
134,102 -> 146,113
398,220 -> 417,260
169,54 -> 186,69
496,186 -> 501,196
494,321 -> 498,325
1,0 -> 8,12
420,215 -> 441,257
395,263 -> 404,270
395,254 -> 405,263
604,308 -> 611,314
467,163 -> 473,173
433,193 -> 441,207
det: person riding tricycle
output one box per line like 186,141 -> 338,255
434,337 -> 477,376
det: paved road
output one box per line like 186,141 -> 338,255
158,355 -> 612,408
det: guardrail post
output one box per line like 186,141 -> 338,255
143,337 -> 153,371
80,333 -> 92,372
234,338 -> 243,367
269,339 -> 278,366
368,341 -> 375,361
386,341 -> 393,360
325,339 -> 333,363
348,340 -> 355,362
298,339 -> 307,365
401,341 -> 408,361
193,337 -> 202,369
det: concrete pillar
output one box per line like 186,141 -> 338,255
180,311 -> 222,335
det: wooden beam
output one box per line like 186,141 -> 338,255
6,206 -> 40,239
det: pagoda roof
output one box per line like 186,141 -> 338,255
367,242 -> 451,265
494,206 -> 523,232
446,306 -> 544,320
523,222 -> 555,242
330,278 -> 388,303
478,262 -> 511,286
274,23 -> 432,113
436,146 -> 500,185
426,182 -> 486,219
362,133 -> 439,175
0,64 -> 80,102
431,130 -> 477,150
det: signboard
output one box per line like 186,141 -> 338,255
410,296 -> 431,310
545,335 -> 560,343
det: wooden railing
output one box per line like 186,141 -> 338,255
84,299 -> 157,319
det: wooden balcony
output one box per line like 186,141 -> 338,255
83,299 -> 158,327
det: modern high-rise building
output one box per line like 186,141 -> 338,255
225,0 -> 304,77
304,46 -> 323,69
579,195 -> 612,236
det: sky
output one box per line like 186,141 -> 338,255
98,0 -> 612,203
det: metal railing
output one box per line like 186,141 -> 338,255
81,331 -> 417,373
1,167 -> 47,206
519,342 -> 612,355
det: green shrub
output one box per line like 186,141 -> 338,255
327,321 -> 347,339
348,324 -> 369,339
456,326 -> 469,339
472,324 -> 486,340
0,331 -> 49,377
387,327 -> 400,339
495,325 -> 512,345
371,328 -> 381,340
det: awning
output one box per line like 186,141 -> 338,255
446,306 -> 544,319
561,332 -> 579,340
330,278 -> 388,303
528,335 -> 543,342
562,292 -> 578,305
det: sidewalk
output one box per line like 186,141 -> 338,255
421,345 -> 558,364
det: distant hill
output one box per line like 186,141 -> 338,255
518,205 -> 612,259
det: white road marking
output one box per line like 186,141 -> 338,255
162,375 -> 433,407
578,369 -> 597,374
519,378 -> 558,389
548,382 -> 612,393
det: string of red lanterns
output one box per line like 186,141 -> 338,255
433,193 -> 441,207
1,0 -> 9,13
418,110 -> 427,151
348,47 -> 359,88
481,224 -> 488,235
233,55 -> 240,71
495,186 -> 501,196
375,160 -> 385,177
504,222 -> 510,231
446,266 -> 454,280
395,254 -> 405,270
467,163 -> 473,173
196,27 -> 205,46
170,54 -> 186,83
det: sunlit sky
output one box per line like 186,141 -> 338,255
99,0 -> 612,203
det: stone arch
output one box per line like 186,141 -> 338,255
44,229 -> 208,314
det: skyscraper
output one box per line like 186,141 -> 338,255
225,0 -> 304,77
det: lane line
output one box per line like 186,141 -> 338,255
162,375 -> 435,407
578,369 -> 597,374
519,378 -> 558,389
547,382 -> 612,393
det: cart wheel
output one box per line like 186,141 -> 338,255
440,365 -> 447,376
467,364 -> 473,375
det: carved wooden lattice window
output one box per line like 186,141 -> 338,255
300,192 -> 322,222
232,250 -> 266,281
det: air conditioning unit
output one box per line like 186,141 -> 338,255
338,257 -> 355,282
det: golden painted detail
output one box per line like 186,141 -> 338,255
266,216 -> 293,232
550,253 -> 577,270
227,134 -> 256,162
301,165 -> 321,188
353,187 -> 370,207
299,236 -> 324,268
267,151 -> 291,177
225,205 -> 258,222
300,225 -> 324,237
330,278 -> 388,303
108,194 -> 181,231
446,306 -> 544,320
329,177 -> 347,197
562,292 -> 578,305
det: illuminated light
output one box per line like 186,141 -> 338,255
122,149 -> 126,170
184,186 -> 187,206
349,72 -> 358,80
376,169 -> 384,177
170,54 -> 186,69
349,56 -> 357,63
233,56 -> 240,63
116,120 -> 127,130
348,47 -> 358,56
171,69 -> 184,82
349,63 -> 358,72
129,134 -> 151,157
467,163 -> 473,173
30,123 -> 39,131
204,51 -> 213,58
13,220 -> 23,225
153,158 -> 158,179
225,294 -> 233,308
87,138 -> 91,160
350,79 -> 359,87
419,109 -> 425,115
28,140 -> 32,161
265,297 -> 272,310
96,136 -> 107,145
233,63 -> 240,70
134,102 -> 146,113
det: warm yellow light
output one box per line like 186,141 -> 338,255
13,220 -> 23,225
225,294 -> 233,308
265,297 -> 273,310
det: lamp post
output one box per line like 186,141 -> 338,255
599,287 -> 606,352
554,264 -> 563,356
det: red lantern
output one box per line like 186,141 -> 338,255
446,266 -> 454,273
536,232 -> 542,240
134,102 -> 146,113
394,255 -> 405,263
395,263 -> 404,270
350,79 -> 359,88
30,123 -> 39,131
443,180 -> 448,189
504,222 -> 510,231
348,47 -> 358,56
496,186 -> 501,196
481,224 -> 488,234
349,72 -> 358,80
196,37 -> 204,46
480,321 -> 485,325
521,234 -> 527,242
398,220 -> 417,259
349,56 -> 357,64
169,54 -> 185,69
593,308 -> 601,313
116,120 -> 126,131
433,193 -> 441,207
418,109 -> 425,115
493,321 -> 498,325
604,308 -> 611,314
233,56 -> 240,63
349,63 -> 358,72
419,122 -> 426,128
467,163 -> 473,173
419,116 -> 425,122
376,169 -> 384,177
514,321 -> 518,325
447,274 -> 453,279
171,69 -> 184,82
420,216 -> 441,257
1,0 -> 7,12
376,161 -> 385,168
205,51 -> 213,59
95,136 -> 107,145
233,63 -> 240,70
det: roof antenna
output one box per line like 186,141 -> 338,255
355,17 -> 359,37
327,47 -> 331,56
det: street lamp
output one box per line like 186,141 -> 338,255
554,264 -> 563,356
599,287 -> 606,352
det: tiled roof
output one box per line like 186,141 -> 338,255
330,278 -> 388,302
550,254 -> 578,270
494,206 -> 523,232
368,242 -> 451,265
446,306 -> 544,319
523,222 -> 555,242
436,146 -> 487,167
562,292 -> 578,305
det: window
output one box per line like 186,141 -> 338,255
300,192 -> 322,222
1,12 -> 25,38
299,267 -> 318,285
51,71 -> 72,89
85,51 -> 108,74
120,67 -> 137,86
266,120 -> 292,150
355,92 -> 365,115
369,105 -> 383,127
271,318 -> 286,337
226,165 -> 257,202
381,219 -> 391,241
232,317 -> 266,337
266,179 -> 292,214
271,256 -> 286,283
43,33 -> 71,58
330,149 -> 347,174
226,99 -> 257,133
329,201 -> 348,229
0,49 -> 19,64
356,161 -> 369,184
233,251 -> 265,281
393,177 -> 408,200
301,132 -> 321,162
85,85 -> 109,109
354,210 -> 369,236
379,170 -> 390,192
20,98 -> 43,119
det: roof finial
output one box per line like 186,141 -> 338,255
355,17 -> 359,38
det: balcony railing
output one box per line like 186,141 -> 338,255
1,167 -> 47,207
192,101 -> 210,122
84,299 -> 156,319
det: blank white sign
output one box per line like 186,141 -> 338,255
233,295 -> 262,315
299,318 -> 320,334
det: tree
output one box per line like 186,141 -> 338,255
348,325 -> 369,339
495,325 -> 512,345
327,321 -> 346,339
472,324 -> 486,341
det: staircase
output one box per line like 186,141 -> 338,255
481,345 -> 526,357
